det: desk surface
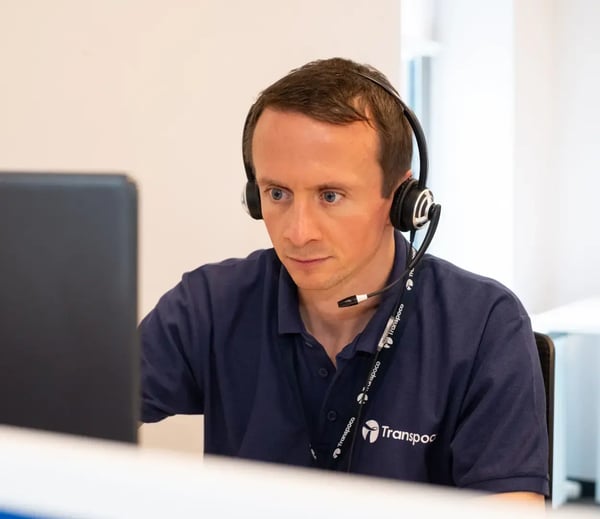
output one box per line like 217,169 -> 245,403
531,297 -> 600,335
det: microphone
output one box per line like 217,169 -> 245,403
337,204 -> 441,308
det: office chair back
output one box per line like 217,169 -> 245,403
534,331 -> 555,501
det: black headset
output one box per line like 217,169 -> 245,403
241,70 -> 439,234
241,70 -> 441,306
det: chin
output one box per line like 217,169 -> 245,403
286,270 -> 343,293
287,274 -> 326,291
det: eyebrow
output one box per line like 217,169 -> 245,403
255,177 -> 286,188
256,177 -> 349,191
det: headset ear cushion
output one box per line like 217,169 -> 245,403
244,181 -> 263,220
390,179 -> 417,231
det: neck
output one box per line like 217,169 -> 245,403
298,232 -> 396,364
299,297 -> 379,365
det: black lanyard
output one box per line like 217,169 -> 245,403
279,248 -> 420,471
320,256 -> 419,471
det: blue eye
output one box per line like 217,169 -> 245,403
321,191 -> 340,203
269,188 -> 284,201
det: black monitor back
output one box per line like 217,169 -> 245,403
0,172 -> 138,443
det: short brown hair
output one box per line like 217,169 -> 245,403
242,57 -> 413,198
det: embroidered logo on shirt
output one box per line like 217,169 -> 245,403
362,419 -> 436,446
361,420 -> 380,443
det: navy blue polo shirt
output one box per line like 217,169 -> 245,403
140,232 -> 549,495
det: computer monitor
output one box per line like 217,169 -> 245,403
0,172 -> 139,443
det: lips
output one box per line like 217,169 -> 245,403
287,256 -> 329,266
289,257 -> 326,264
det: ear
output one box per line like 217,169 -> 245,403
388,169 -> 412,196
398,169 -> 413,188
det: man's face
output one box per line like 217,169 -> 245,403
252,108 -> 397,300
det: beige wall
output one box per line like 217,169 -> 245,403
0,0 -> 402,453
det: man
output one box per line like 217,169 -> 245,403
140,57 -> 548,504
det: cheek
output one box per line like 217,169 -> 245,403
338,204 -> 391,234
261,213 -> 283,241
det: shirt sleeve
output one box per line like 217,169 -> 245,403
451,294 -> 550,495
139,271 -> 208,423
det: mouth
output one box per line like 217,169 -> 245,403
287,256 -> 329,266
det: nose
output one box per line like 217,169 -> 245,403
282,199 -> 321,247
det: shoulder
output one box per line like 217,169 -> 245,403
143,248 -> 281,327
184,248 -> 280,294
411,254 -> 535,362
417,254 -> 528,319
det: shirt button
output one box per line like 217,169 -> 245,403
326,410 -> 337,422
318,367 -> 329,378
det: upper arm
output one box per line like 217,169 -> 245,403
451,296 -> 549,495
139,273 -> 209,423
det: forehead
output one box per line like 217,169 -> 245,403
252,108 -> 381,185
253,107 -> 376,143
